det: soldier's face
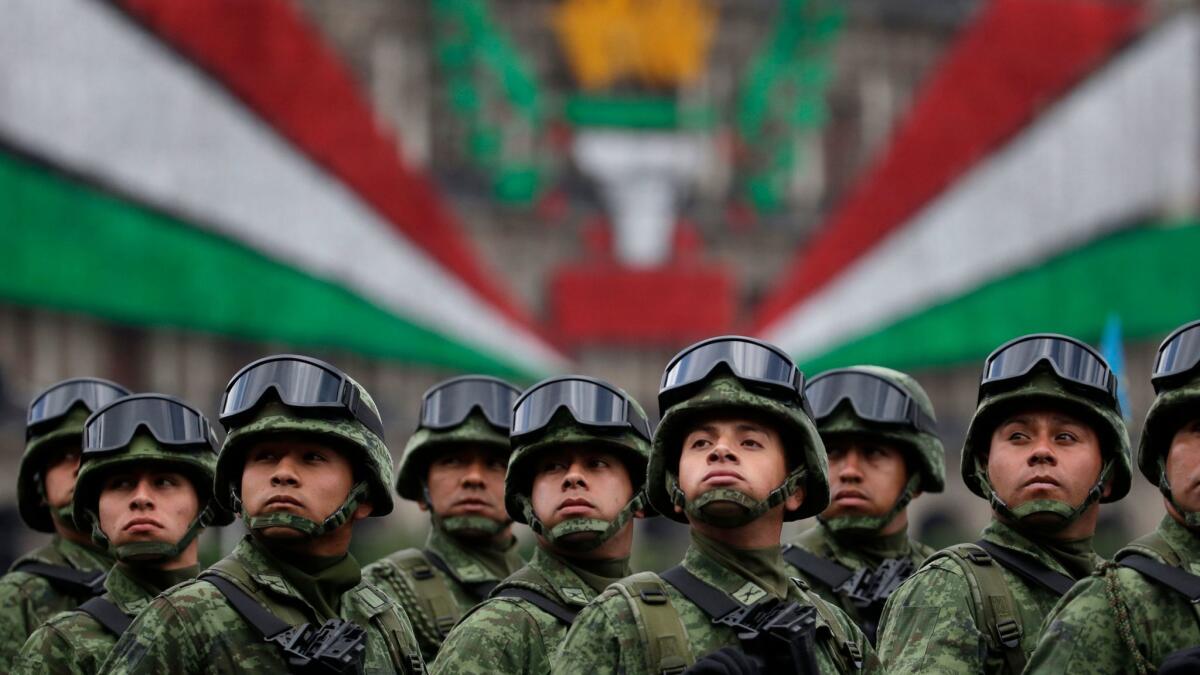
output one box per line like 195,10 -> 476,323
1165,417 -> 1200,516
241,438 -> 367,538
677,418 -> 796,506
42,440 -> 82,515
986,407 -> 1106,516
821,436 -> 911,521
99,468 -> 199,562
530,446 -> 633,531
422,445 -> 509,525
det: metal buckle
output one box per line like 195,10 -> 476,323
994,618 -> 1022,649
639,587 -> 669,605
412,565 -> 435,581
965,548 -> 992,565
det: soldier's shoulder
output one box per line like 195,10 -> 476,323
39,606 -> 97,634
0,567 -> 53,595
138,577 -> 235,625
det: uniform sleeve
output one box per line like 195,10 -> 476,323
0,574 -> 45,670
553,593 -> 629,675
876,560 -> 985,675
430,598 -> 548,675
14,620 -> 86,675
96,595 -> 203,675
1026,570 -> 1152,674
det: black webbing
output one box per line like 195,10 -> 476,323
660,566 -> 739,620
1118,553 -> 1200,603
78,596 -> 133,636
12,561 -> 106,597
424,550 -> 498,602
201,573 -> 292,639
781,545 -> 855,590
494,586 -> 579,625
974,540 -> 1074,596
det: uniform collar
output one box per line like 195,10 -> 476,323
105,561 -> 199,615
981,518 -> 1099,579
53,535 -> 115,572
426,525 -> 522,583
813,520 -> 915,563
683,531 -> 794,605
523,544 -> 629,607
1156,514 -> 1200,574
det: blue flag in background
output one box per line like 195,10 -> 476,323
1100,313 -> 1132,421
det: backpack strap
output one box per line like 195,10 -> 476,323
934,544 -> 1026,675
800,583 -> 866,672
613,572 -> 692,675
975,540 -> 1074,596
492,586 -> 578,625
1117,553 -> 1200,603
77,596 -> 133,636
781,545 -> 855,590
387,549 -> 461,636
199,572 -> 292,639
424,550 -> 498,602
11,561 -> 107,598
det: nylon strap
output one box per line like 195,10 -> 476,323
200,573 -> 292,639
975,540 -> 1074,596
782,545 -> 855,589
614,572 -> 692,675
78,596 -> 132,636
937,544 -> 1026,675
424,550 -> 498,602
12,561 -> 107,598
493,586 -> 578,625
1117,553 -> 1200,602
660,566 -> 739,620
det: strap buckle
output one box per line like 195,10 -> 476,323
965,548 -> 993,565
411,565 -> 435,581
845,640 -> 864,670
639,587 -> 669,605
994,617 -> 1022,649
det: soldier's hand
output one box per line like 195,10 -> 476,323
682,646 -> 761,675
1158,646 -> 1200,675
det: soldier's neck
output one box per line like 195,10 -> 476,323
52,520 -> 95,548
689,512 -> 784,549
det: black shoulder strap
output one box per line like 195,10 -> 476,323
200,572 -> 293,639
974,540 -> 1074,596
78,596 -> 133,636
1117,553 -> 1200,602
493,586 -> 578,625
781,545 -> 855,590
424,550 -> 498,601
660,566 -> 739,620
12,561 -> 107,597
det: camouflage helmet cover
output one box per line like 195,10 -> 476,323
1138,372 -> 1200,485
396,411 -> 510,502
18,407 -> 91,532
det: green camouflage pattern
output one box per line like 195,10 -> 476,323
97,535 -> 423,674
216,394 -> 395,518
816,366 -> 946,493
396,411 -> 511,502
0,536 -> 114,671
649,374 -> 829,522
16,561 -> 190,675
1136,375 -> 1200,484
961,370 -> 1132,504
18,408 -> 91,533
362,526 -> 524,661
786,520 -> 934,625
553,536 -> 881,674
1026,515 -> 1200,674
430,545 -> 626,675
876,518 -> 1101,674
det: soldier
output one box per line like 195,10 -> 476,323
363,376 -> 524,660
1026,319 -> 1200,674
430,375 -> 652,675
783,366 -> 945,644
556,336 -> 879,674
0,378 -> 130,670
877,333 -> 1132,674
18,394 -> 232,674
98,354 -> 424,674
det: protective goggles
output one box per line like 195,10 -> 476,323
84,394 -> 218,455
219,355 -> 385,440
420,376 -> 521,431
806,369 -> 936,434
27,378 -> 131,438
512,376 -> 651,441
659,336 -> 807,413
980,334 -> 1117,404
1153,319 -> 1200,393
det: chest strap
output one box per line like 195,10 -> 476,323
424,550 -> 498,602
975,540 -> 1074,596
493,586 -> 578,625
782,545 -> 855,589
12,561 -> 107,598
78,596 -> 133,636
201,573 -> 293,638
1117,553 -> 1200,602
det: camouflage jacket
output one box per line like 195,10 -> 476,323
0,536 -> 113,671
553,534 -> 881,675
362,526 -> 523,661
785,521 -> 934,637
1027,515 -> 1200,674
877,518 -> 1101,674
16,561 -> 197,675
96,535 -> 424,675
430,544 -> 628,675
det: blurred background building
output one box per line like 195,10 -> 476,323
2,0 -> 1198,569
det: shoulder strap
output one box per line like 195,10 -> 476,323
78,596 -> 133,636
975,540 -> 1074,596
1123,530 -> 1183,567
660,566 -> 739,620
800,584 -> 865,672
493,586 -> 578,625
424,550 -> 498,601
782,545 -> 855,590
200,572 -> 292,639
1117,553 -> 1200,603
11,561 -> 107,597
613,572 -> 692,675
387,550 -> 461,636
935,544 -> 1026,675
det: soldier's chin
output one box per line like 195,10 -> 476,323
259,526 -> 307,539
555,531 -> 600,548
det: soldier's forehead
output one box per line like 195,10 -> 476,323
246,435 -> 353,457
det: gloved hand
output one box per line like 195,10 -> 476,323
682,646 -> 761,675
1158,646 -> 1200,675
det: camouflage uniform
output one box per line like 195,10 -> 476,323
876,365 -> 1132,675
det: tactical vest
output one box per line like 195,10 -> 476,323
924,541 -> 1074,675
614,566 -> 865,674
782,545 -> 914,644
489,565 -> 579,626
377,549 -> 498,639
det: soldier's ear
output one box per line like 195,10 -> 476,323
352,500 -> 373,522
416,501 -> 430,512
784,485 -> 806,512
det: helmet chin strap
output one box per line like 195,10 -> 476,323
977,460 -> 1112,534
520,492 -> 645,553
90,505 -> 216,563
1157,459 -> 1200,528
819,474 -> 920,536
239,481 -> 371,539
670,468 -> 807,529
422,485 -> 511,538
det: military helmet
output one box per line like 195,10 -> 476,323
1139,320 -> 1200,486
395,375 -> 519,502
648,336 -> 829,524
18,377 -> 131,532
